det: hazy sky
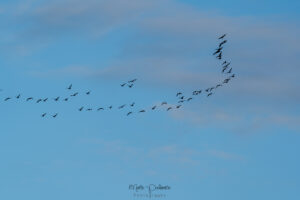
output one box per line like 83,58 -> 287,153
0,0 -> 299,199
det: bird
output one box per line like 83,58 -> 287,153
180,96 -> 185,100
176,92 -> 182,97
108,106 -> 113,109
152,106 -> 157,110
128,79 -> 137,83
64,98 -> 68,101
70,92 -> 78,97
205,88 -> 210,92
121,83 -> 126,87
127,112 -> 133,116
216,84 -> 222,88
223,78 -> 230,84
16,94 -> 21,99
213,47 -> 223,55
219,40 -> 227,47
79,107 -> 84,111
231,74 -> 235,78
118,104 -> 126,109
139,110 -> 146,113
219,34 -> 226,39
52,113 -> 58,118
97,107 -> 104,111
130,102 -> 135,107
161,102 -> 167,105
207,92 -> 213,97
128,84 -> 134,88
26,97 -> 33,101
86,108 -> 93,111
86,91 -> 91,95
167,107 -> 172,111
54,97 -> 60,101
222,61 -> 228,65
178,100 -> 185,103
36,99 -> 42,103
4,97 -> 11,101
41,113 -> 47,117
67,84 -> 72,90
227,68 -> 232,74
176,105 -> 182,109
187,97 -> 193,101
217,52 -> 222,59
43,98 -> 48,102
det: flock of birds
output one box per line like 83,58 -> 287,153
0,34 -> 235,118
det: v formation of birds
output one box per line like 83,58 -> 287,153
0,34 -> 235,118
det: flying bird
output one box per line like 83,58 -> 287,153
176,92 -> 182,97
79,107 -> 84,111
67,84 -> 72,90
26,97 -> 33,101
128,84 -> 134,88
64,98 -> 68,101
16,94 -> 21,99
108,106 -> 113,109
176,105 -> 182,109
178,100 -> 185,103
71,92 -> 78,97
41,113 -> 47,117
152,106 -> 157,110
36,99 -> 42,103
52,113 -> 58,118
227,68 -> 232,74
161,102 -> 167,105
139,110 -> 146,113
231,74 -> 235,78
130,102 -> 135,107
187,97 -> 193,101
207,92 -> 213,97
219,34 -> 226,39
127,112 -> 133,116
167,107 -> 172,111
213,47 -> 223,55
217,52 -> 222,59
118,104 -> 126,109
43,98 -> 48,102
54,97 -> 60,101
216,84 -> 222,88
86,108 -> 93,111
86,91 -> 91,95
121,83 -> 126,87
97,107 -> 104,111
128,79 -> 137,83
4,97 -> 11,101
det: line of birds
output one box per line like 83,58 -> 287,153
0,34 -> 236,118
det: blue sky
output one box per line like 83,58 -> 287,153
0,0 -> 299,199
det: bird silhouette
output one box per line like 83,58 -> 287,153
128,79 -> 137,83
118,104 -> 126,109
97,107 -> 104,111
36,99 -> 42,103
108,105 -> 113,109
16,94 -> 21,99
71,92 -> 78,97
43,98 -> 48,102
64,98 -> 68,101
176,92 -> 182,97
217,52 -> 222,59
52,113 -> 58,118
167,107 -> 172,111
213,47 -> 223,55
67,84 -> 72,90
223,61 -> 227,65
26,97 -> 33,101
231,74 -> 235,78
127,112 -> 133,116
176,105 -> 182,109
139,110 -> 146,113
207,92 -> 213,97
219,40 -> 227,47
86,91 -> 91,95
41,113 -> 47,117
216,84 -> 222,88
128,84 -> 134,88
187,97 -> 193,101
223,78 -> 230,84
219,34 -> 226,39
180,96 -> 185,100
227,68 -> 232,74
130,102 -> 135,107
152,105 -> 157,110
79,107 -> 84,111
178,100 -> 185,103
4,97 -> 11,101
54,97 -> 60,101
86,108 -> 93,111
121,83 -> 126,87
161,102 -> 167,105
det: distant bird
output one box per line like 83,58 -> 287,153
187,97 -> 193,101
176,105 -> 182,109
4,97 -> 11,101
108,106 -> 113,109
16,94 -> 21,99
207,92 -> 213,97
128,84 -> 134,88
227,68 -> 232,74
219,34 -> 226,39
223,78 -> 230,84
54,97 -> 60,101
193,90 -> 201,95
43,98 -> 48,102
127,112 -> 133,116
36,99 -> 42,103
71,92 -> 78,97
152,106 -> 157,110
139,110 -> 146,113
161,102 -> 167,105
79,107 -> 84,111
67,84 -> 72,90
130,102 -> 135,107
216,84 -> 222,88
176,92 -> 182,97
231,74 -> 235,78
209,87 -> 215,92
128,79 -> 137,83
205,88 -> 210,92
222,61 -> 228,65
167,107 -> 172,111
86,91 -> 91,95
64,98 -> 68,101
41,113 -> 47,117
213,47 -> 223,55
86,108 -> 93,111
97,107 -> 104,111
180,96 -> 185,100
121,83 -> 126,87
52,113 -> 58,118
118,104 -> 126,109
178,100 -> 185,103
219,40 -> 227,47
26,97 -> 33,101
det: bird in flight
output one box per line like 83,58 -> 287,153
227,68 -> 232,74
79,107 -> 84,111
67,84 -> 72,90
16,94 -> 21,99
219,40 -> 227,47
4,97 -> 11,101
128,84 -> 134,88
54,97 -> 60,101
127,112 -> 133,116
97,107 -> 104,111
52,113 -> 58,118
86,91 -> 91,95
231,74 -> 235,78
130,102 -> 135,107
176,105 -> 182,109
43,98 -> 48,102
219,34 -> 226,39
121,83 -> 126,87
71,92 -> 78,97
139,110 -> 146,113
213,47 -> 223,55
26,97 -> 33,101
216,84 -> 222,88
118,104 -> 126,109
176,92 -> 182,97
128,79 -> 137,83
217,52 -> 222,59
178,100 -> 185,103
64,98 -> 68,101
187,97 -> 193,101
36,99 -> 42,103
108,105 -> 113,109
86,108 -> 93,111
161,102 -> 167,105
207,92 -> 213,97
167,107 -> 172,111
152,105 -> 157,110
41,113 -> 47,117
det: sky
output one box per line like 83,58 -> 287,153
0,0 -> 299,199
